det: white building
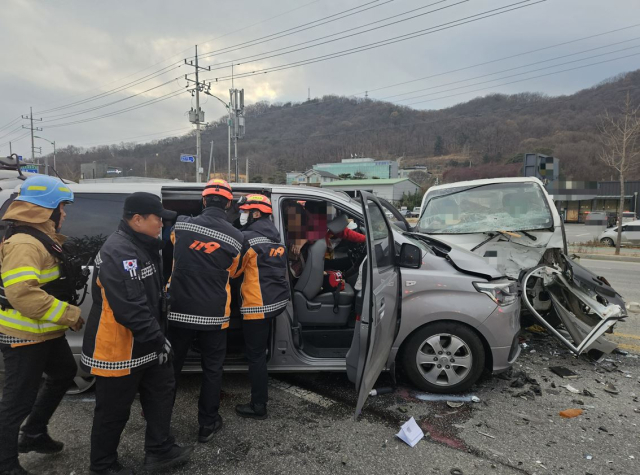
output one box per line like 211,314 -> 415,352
321,178 -> 421,203
287,169 -> 340,185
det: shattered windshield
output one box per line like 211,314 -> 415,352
418,182 -> 553,234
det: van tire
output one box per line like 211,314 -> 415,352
402,322 -> 485,394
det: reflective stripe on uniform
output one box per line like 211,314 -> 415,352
247,237 -> 279,247
174,222 -> 242,252
80,352 -> 158,372
0,333 -> 37,345
1,265 -> 61,287
41,298 -> 68,323
0,308 -> 67,333
240,299 -> 289,315
168,311 -> 230,326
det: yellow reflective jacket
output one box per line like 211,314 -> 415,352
0,202 -> 81,343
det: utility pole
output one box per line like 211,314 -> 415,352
21,107 -> 42,167
34,135 -> 55,175
207,140 -> 214,179
184,46 -> 211,183
229,88 -> 245,182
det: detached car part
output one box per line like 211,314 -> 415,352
521,257 -> 626,356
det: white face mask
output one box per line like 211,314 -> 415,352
239,212 -> 249,226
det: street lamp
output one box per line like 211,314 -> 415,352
34,135 -> 55,175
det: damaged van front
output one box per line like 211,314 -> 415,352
416,177 -> 627,358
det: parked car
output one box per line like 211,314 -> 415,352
0,182 -> 521,414
585,211 -> 616,228
621,211 -> 637,224
599,220 -> 640,246
416,177 -> 627,360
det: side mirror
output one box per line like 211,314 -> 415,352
393,220 -> 407,231
397,243 -> 421,269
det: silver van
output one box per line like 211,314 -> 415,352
0,182 -> 521,415
417,177 -> 628,359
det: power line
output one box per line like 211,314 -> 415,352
198,0 -> 462,72
353,23 -> 640,96
73,126 -> 195,148
31,1 -> 323,114
386,39 -> 640,102
44,88 -> 189,130
0,117 -> 22,134
195,0 -> 393,61
39,76 -> 183,123
206,0 -> 547,83
35,64 -> 183,116
406,52 -> 640,107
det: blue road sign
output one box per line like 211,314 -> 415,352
180,154 -> 195,163
17,155 -> 23,161
20,166 -> 38,173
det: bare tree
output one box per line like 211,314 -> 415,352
598,92 -> 640,255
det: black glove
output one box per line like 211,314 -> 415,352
158,338 -> 173,365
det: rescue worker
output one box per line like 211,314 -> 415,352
233,194 -> 289,419
168,179 -> 243,442
81,192 -> 192,475
0,176 -> 83,475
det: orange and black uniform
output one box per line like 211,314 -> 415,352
81,219 -> 175,472
168,206 -> 243,428
233,217 -> 289,405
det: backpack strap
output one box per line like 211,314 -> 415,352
4,225 -> 64,259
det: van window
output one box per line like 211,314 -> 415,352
63,193 -> 127,262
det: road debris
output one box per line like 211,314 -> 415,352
604,383 -> 620,395
396,417 -> 424,447
369,387 -> 393,396
562,384 -> 581,394
415,394 -> 480,403
446,401 -> 464,408
559,408 -> 583,418
549,366 -> 579,379
477,430 -> 496,439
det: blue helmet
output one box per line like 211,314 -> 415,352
15,176 -> 74,209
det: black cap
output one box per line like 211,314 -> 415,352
124,192 -> 177,220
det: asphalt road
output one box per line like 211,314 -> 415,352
578,258 -> 640,354
564,224 -> 606,244
5,339 -> 639,475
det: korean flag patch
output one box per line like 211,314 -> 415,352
123,259 -> 138,272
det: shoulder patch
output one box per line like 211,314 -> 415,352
123,259 -> 138,272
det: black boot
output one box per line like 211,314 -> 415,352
89,460 -> 134,475
198,414 -> 223,443
18,432 -> 63,454
142,444 -> 193,471
235,402 -> 267,420
0,464 -> 33,475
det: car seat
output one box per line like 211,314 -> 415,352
293,239 -> 355,326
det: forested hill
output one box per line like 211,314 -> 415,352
52,69 -> 640,184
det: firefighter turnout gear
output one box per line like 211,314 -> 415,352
0,180 -> 80,474
168,201 -> 244,434
233,215 -> 289,413
233,217 -> 289,320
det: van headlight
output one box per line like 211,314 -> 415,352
473,281 -> 519,306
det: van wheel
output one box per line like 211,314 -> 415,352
402,322 -> 485,394
600,238 -> 615,247
67,375 -> 96,395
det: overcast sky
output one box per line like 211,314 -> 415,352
1,0 -> 639,157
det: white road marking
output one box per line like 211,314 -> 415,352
575,233 -> 590,237
269,379 -> 336,408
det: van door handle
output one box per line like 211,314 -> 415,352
379,298 -> 385,319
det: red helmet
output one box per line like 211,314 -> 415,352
239,194 -> 272,214
202,179 -> 233,200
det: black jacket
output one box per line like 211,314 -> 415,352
233,217 -> 289,320
81,220 -> 166,377
168,206 -> 244,330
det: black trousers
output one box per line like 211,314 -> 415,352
243,319 -> 271,405
0,336 -> 76,471
169,326 -> 227,428
90,362 -> 175,472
